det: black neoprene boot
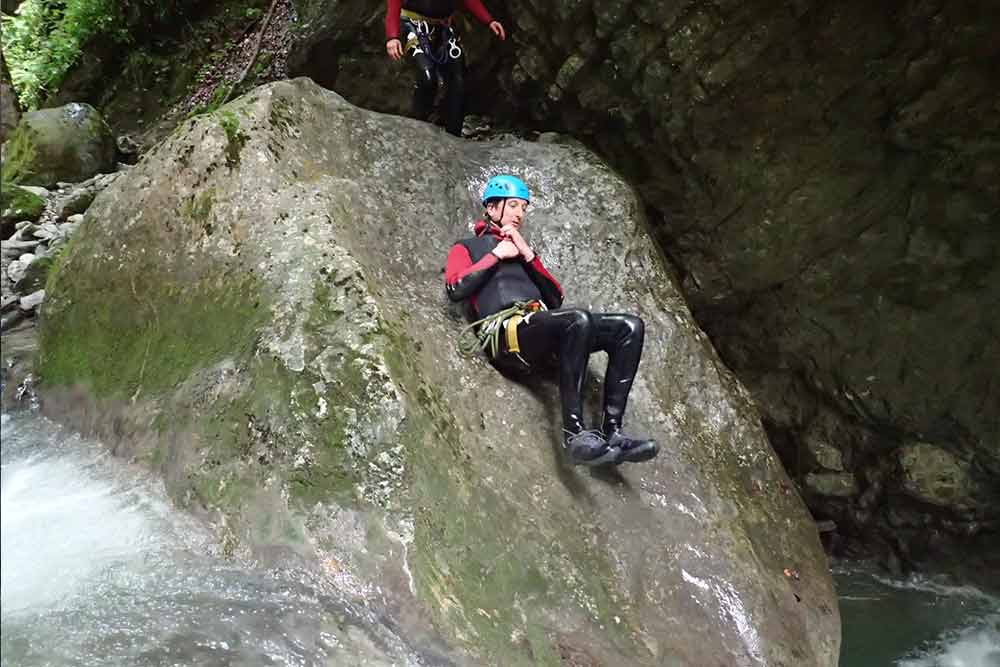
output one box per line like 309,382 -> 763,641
563,429 -> 620,467
605,428 -> 658,464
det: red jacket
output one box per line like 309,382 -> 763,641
386,0 -> 494,40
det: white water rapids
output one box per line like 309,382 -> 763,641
0,411 -> 439,666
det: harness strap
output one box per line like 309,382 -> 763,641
506,314 -> 524,353
400,8 -> 453,25
458,301 -> 543,359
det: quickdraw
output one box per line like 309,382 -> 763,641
404,14 -> 461,65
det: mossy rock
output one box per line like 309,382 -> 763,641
3,103 -> 116,188
37,79 -> 840,666
1,183 -> 46,233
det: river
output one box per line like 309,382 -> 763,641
2,408 -> 997,666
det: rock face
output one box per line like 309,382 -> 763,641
3,103 -> 116,187
288,0 -> 1000,567
38,79 -> 838,665
1,50 -> 19,144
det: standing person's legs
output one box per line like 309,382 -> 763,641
590,313 -> 657,463
442,50 -> 465,136
409,51 -> 437,122
400,18 -> 438,122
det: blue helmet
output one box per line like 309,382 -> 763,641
481,175 -> 531,205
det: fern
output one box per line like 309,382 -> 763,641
1,0 -> 125,109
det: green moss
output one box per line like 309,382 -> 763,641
0,181 -> 46,224
251,52 -> 273,79
268,95 -> 298,134
182,188 -> 216,233
38,235 -> 268,399
2,124 -> 40,185
217,109 -> 247,168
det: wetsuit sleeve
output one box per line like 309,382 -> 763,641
523,256 -> 564,309
461,0 -> 494,25
386,0 -> 401,40
445,243 -> 500,302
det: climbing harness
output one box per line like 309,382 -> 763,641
458,300 -> 545,359
401,9 -> 462,65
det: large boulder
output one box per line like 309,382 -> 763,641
38,79 -> 838,665
288,0 -> 1000,562
3,103 -> 116,187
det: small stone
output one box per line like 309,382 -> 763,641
33,223 -> 60,239
17,252 -> 36,266
19,289 -> 45,311
815,520 -> 837,533
806,439 -> 845,471
67,214 -> 85,224
804,472 -> 858,497
1,295 -> 18,313
7,260 -> 27,284
117,134 -> 140,155
19,186 -> 50,198
58,188 -> 96,218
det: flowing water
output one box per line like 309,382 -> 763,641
2,407 -> 997,666
836,562 -> 999,667
0,411 -> 443,667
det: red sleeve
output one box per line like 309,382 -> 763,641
386,0 -> 402,39
461,0 -> 494,25
524,255 -> 564,308
527,256 -> 562,295
445,243 -> 497,286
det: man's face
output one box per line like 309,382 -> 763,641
486,197 -> 529,229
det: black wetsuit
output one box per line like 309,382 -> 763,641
445,221 -> 646,436
401,15 -> 465,136
386,0 -> 495,136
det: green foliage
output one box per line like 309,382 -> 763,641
2,0 -> 125,109
1,0 -> 194,110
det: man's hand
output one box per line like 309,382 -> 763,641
386,39 -> 403,60
492,239 -> 520,260
501,226 -> 535,262
489,21 -> 506,40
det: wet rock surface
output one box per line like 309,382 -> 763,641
36,79 -> 839,666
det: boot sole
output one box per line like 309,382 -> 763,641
569,446 -> 622,467
616,443 -> 659,464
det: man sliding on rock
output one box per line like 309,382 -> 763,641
385,0 -> 506,137
445,175 -> 659,466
